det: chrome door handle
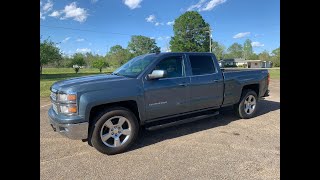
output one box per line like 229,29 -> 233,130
178,83 -> 187,87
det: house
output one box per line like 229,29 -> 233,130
246,60 -> 272,68
219,58 -> 247,67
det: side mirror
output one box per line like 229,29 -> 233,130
147,70 -> 167,80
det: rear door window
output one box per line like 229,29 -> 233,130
188,55 -> 216,75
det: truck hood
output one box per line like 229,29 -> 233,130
51,74 -> 131,93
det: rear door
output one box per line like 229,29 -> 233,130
186,54 -> 224,111
143,55 -> 190,120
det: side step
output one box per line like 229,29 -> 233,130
145,111 -> 219,131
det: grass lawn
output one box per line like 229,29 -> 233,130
40,67 -> 280,97
40,68 -> 115,97
268,69 -> 280,79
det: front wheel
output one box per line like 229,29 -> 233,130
90,107 -> 139,155
234,89 -> 258,119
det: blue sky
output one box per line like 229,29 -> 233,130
40,0 -> 280,56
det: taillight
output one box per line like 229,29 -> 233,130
267,73 -> 270,85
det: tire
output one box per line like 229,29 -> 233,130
234,89 -> 258,119
89,107 -> 139,155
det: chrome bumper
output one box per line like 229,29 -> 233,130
49,115 -> 88,140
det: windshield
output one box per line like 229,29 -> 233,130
112,54 -> 157,78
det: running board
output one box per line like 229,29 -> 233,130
145,111 -> 219,131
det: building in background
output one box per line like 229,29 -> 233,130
246,60 -> 272,68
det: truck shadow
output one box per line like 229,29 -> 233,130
129,99 -> 280,152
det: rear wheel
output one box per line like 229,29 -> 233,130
90,107 -> 139,155
234,89 -> 258,119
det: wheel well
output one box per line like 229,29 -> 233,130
242,84 -> 259,96
89,100 -> 140,125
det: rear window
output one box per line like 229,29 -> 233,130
189,55 -> 216,75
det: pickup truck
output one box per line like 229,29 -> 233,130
48,52 -> 270,155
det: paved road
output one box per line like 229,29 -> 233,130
40,80 -> 280,180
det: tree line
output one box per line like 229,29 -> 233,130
40,11 -> 280,74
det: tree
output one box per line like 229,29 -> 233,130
248,53 -> 259,60
170,11 -> 210,52
106,45 -> 133,67
92,58 -> 109,73
70,53 -> 86,73
227,43 -> 243,58
211,41 -> 225,60
258,50 -> 270,61
270,47 -> 280,67
243,39 -> 253,59
40,38 -> 62,74
128,35 -> 160,56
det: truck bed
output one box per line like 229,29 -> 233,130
221,68 -> 269,107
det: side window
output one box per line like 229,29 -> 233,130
189,55 -> 216,75
154,56 -> 184,78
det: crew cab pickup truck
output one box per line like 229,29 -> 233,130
48,52 -> 270,154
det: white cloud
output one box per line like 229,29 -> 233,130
167,21 -> 174,26
76,48 -> 91,53
76,38 -> 85,42
150,37 -> 155,39
157,37 -> 163,41
187,0 -> 226,12
40,12 -> 45,20
42,0 -> 53,12
91,0 -> 98,3
146,14 -> 156,23
251,42 -> 265,47
62,37 -> 71,43
156,36 -> 170,41
161,46 -> 171,52
187,0 -> 206,11
49,11 -> 61,17
61,2 -> 88,23
254,34 -> 264,37
233,32 -> 250,39
155,22 -> 164,26
201,0 -> 226,11
123,0 -> 143,9
166,36 -> 170,39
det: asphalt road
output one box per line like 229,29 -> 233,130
40,80 -> 280,180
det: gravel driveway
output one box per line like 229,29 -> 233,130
40,80 -> 280,180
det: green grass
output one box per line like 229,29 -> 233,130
268,69 -> 280,79
40,68 -> 115,97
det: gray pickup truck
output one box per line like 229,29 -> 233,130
48,52 -> 270,154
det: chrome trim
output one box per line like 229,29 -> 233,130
49,117 -> 88,140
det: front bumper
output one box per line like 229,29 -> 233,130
48,107 -> 88,140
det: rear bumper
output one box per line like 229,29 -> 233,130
262,90 -> 270,97
48,107 -> 88,140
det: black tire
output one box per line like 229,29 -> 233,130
89,107 -> 139,155
234,89 -> 258,119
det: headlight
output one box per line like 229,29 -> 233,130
60,104 -> 78,114
57,93 -> 77,102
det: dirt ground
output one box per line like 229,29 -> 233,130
40,80 -> 280,180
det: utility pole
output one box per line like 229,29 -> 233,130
207,28 -> 213,53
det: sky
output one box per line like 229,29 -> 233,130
40,0 -> 280,56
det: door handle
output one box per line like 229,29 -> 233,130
212,80 -> 219,83
178,83 -> 187,87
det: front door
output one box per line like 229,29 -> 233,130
143,55 -> 189,120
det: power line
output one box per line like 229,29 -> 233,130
40,25 -> 133,36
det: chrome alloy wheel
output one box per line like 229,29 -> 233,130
244,95 -> 256,115
100,116 -> 132,147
